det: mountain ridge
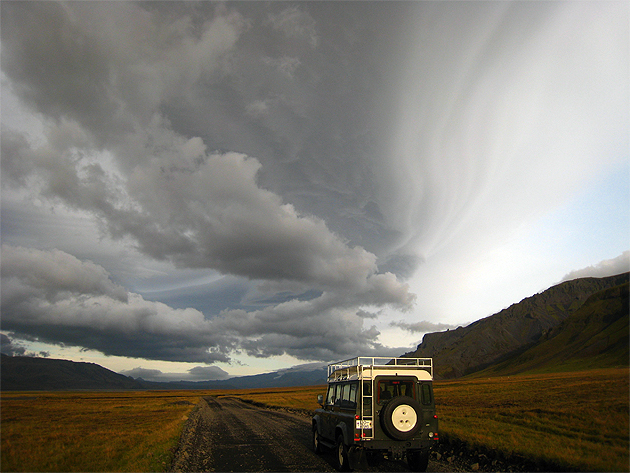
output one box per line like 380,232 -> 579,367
405,272 -> 629,378
475,280 -> 629,376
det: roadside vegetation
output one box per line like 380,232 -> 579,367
0,391 -> 201,472
2,368 -> 627,472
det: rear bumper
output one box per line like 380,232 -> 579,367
348,439 -> 435,467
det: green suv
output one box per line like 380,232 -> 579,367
312,357 -> 438,471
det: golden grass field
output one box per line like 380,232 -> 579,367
1,391 -> 202,472
435,368 -> 629,472
1,368 -> 628,472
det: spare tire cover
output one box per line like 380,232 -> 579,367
380,396 -> 422,440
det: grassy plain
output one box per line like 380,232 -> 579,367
2,368 -> 627,472
1,390 -> 202,472
222,369 -> 629,472
215,384 -> 325,412
435,368 -> 629,472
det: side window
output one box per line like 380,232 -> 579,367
326,384 -> 337,406
421,383 -> 432,406
340,382 -> 357,409
337,383 -> 348,407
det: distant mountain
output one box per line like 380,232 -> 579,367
137,364 -> 327,390
0,354 -> 326,391
0,354 -> 144,391
404,273 -> 629,379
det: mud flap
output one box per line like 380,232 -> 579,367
347,446 -> 369,470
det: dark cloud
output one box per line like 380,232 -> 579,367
1,245 -> 410,363
1,0 -> 414,295
0,333 -> 49,358
1,0 -> 626,369
1,1 -> 417,267
1,333 -> 27,356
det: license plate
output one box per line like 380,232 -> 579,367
356,420 -> 372,429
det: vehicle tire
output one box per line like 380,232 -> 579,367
407,450 -> 429,472
312,425 -> 322,454
380,396 -> 422,440
335,434 -> 352,471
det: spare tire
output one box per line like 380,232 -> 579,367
380,396 -> 422,440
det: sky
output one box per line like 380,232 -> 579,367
1,1 -> 628,381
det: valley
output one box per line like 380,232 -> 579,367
2,368 -> 627,472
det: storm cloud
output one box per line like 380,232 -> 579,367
1,245 -> 407,362
1,1 -> 627,372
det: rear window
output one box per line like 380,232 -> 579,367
377,379 -> 416,403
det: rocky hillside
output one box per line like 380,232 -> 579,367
405,272 -> 629,378
481,280 -> 629,375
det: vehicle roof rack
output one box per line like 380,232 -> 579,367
327,356 -> 433,382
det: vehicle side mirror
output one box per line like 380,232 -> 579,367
317,394 -> 324,406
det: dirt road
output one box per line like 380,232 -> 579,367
170,396 -> 452,472
170,396 -> 335,472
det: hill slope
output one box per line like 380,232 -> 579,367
405,272 -> 629,378
0,354 -> 144,391
480,281 -> 629,375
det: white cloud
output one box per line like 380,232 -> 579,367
390,320 -> 460,334
561,251 -> 630,282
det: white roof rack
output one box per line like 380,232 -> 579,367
327,356 -> 433,382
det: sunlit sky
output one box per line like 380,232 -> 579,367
1,1 -> 628,381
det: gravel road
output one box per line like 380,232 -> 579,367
169,396 -> 459,472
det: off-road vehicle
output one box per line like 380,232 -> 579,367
312,357 -> 438,471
